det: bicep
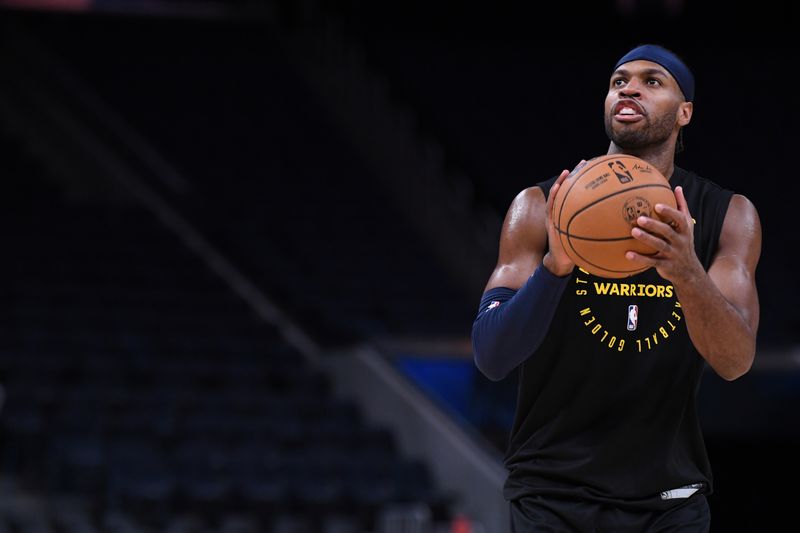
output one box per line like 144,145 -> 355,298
484,187 -> 548,291
707,195 -> 762,332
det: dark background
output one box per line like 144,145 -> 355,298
1,0 -> 798,532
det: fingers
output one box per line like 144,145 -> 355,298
627,188 -> 696,274
635,215 -> 673,241
652,203 -> 682,225
625,250 -> 658,267
548,169 -> 571,219
653,186 -> 692,230
549,169 -> 571,201
631,226 -> 671,254
674,186 -> 690,215
548,160 -> 585,218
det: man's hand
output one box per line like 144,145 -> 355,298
542,161 -> 585,277
625,185 -> 703,284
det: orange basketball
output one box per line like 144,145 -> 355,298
552,154 -> 677,279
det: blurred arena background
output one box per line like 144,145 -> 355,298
0,1 -> 798,532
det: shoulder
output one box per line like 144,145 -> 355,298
499,187 -> 545,233
728,193 -> 757,209
503,183 -> 552,223
507,175 -> 560,209
513,185 -> 545,206
717,193 -> 761,264
717,194 -> 762,272
724,194 -> 760,227
501,173 -> 563,230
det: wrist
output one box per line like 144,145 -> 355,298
672,259 -> 707,293
542,252 -> 574,277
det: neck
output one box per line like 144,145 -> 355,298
607,143 -> 676,180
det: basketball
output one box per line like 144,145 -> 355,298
552,154 -> 677,278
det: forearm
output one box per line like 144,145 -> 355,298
675,271 -> 756,381
471,265 -> 570,381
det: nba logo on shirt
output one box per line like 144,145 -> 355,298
487,301 -> 501,311
627,305 -> 638,331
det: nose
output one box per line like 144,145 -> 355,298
619,78 -> 642,98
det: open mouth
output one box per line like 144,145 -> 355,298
614,100 -> 645,122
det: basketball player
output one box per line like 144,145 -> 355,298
471,44 -> 761,531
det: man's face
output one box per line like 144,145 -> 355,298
604,60 -> 686,149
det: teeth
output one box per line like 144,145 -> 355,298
620,107 -> 637,115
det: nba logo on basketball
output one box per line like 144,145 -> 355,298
627,305 -> 638,331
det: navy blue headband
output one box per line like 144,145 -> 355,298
613,44 -> 694,102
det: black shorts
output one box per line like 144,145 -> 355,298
510,494 -> 710,533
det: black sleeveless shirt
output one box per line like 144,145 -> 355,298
503,166 -> 734,510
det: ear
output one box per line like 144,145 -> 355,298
677,101 -> 693,127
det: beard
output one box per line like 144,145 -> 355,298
605,106 -> 678,149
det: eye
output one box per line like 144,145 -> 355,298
612,78 -> 626,87
646,78 -> 662,86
